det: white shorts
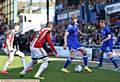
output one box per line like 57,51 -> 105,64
30,47 -> 48,59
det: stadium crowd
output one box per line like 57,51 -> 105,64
52,19 -> 120,47
56,0 -> 114,13
55,0 -> 120,47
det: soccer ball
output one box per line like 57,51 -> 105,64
75,65 -> 83,72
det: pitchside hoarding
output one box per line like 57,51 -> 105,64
55,46 -> 92,60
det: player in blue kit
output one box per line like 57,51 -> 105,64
61,16 -> 92,73
97,20 -> 119,71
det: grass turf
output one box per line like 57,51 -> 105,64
0,55 -> 120,82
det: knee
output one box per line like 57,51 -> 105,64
99,51 -> 104,56
43,61 -> 49,69
44,61 -> 49,65
108,52 -> 113,58
79,49 -> 86,54
43,57 -> 49,62
70,51 -> 75,58
42,57 -> 49,66
16,51 -> 25,58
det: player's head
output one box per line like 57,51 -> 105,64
71,16 -> 77,24
11,23 -> 20,32
99,20 -> 106,28
46,22 -> 54,30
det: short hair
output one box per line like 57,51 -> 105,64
71,16 -> 77,20
99,20 -> 106,24
46,22 -> 54,27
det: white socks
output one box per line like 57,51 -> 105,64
35,61 -> 48,77
3,61 -> 11,70
21,58 -> 27,71
3,53 -> 14,71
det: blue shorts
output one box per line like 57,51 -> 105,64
100,42 -> 113,52
68,41 -> 84,51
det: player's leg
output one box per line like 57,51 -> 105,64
78,47 -> 92,72
34,48 -> 48,79
108,52 -> 119,71
26,58 -> 37,71
107,46 -> 119,71
26,47 -> 45,71
34,57 -> 49,79
97,45 -> 105,68
20,59 -> 37,76
20,47 -> 40,76
97,51 -> 104,67
15,50 -> 27,73
1,50 -> 15,74
26,46 -> 52,73
61,50 -> 75,73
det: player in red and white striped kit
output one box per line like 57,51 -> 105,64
20,22 -> 59,79
1,23 -> 27,74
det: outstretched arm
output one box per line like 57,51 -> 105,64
78,29 -> 86,36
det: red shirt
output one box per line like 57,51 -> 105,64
31,28 -> 57,54
3,31 -> 14,48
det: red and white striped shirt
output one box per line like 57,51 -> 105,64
31,28 -> 57,54
3,31 -> 14,48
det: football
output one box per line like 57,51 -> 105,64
75,65 -> 83,72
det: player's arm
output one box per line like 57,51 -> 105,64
64,31 -> 69,50
78,29 -> 86,36
102,34 -> 111,42
46,32 -> 57,55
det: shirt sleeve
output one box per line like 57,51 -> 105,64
66,24 -> 74,33
46,32 -> 57,54
105,27 -> 111,36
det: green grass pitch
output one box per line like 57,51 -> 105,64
0,55 -> 120,82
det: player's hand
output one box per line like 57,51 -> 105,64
97,41 -> 101,45
56,54 -> 60,58
63,43 -> 67,50
83,33 -> 87,36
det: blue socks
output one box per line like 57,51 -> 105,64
64,57 -> 73,68
99,54 -> 118,68
99,55 -> 103,66
110,57 -> 118,68
64,54 -> 88,68
83,54 -> 88,66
